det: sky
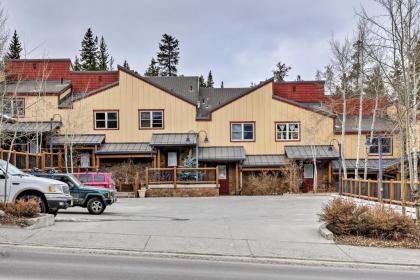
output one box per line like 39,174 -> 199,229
2,0 -> 378,87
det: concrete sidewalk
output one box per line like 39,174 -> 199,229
1,196 -> 420,268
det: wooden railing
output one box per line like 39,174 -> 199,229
342,178 -> 420,206
0,149 -> 63,172
146,167 -> 218,188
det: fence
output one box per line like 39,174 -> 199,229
342,178 -> 420,206
0,149 -> 63,172
146,167 -> 218,188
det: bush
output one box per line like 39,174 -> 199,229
241,172 -> 288,195
4,199 -> 40,218
320,198 -> 415,240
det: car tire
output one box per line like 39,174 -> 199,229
19,195 -> 47,214
49,209 -> 59,216
87,197 -> 106,215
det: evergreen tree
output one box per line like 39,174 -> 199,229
97,36 -> 110,70
6,30 -> 23,59
80,28 -> 98,70
73,56 -> 82,71
273,62 -> 291,82
206,71 -> 214,88
220,81 -> 224,88
156,33 -> 180,76
364,66 -> 385,98
199,75 -> 206,87
144,58 -> 159,76
109,56 -> 114,70
123,60 -> 130,70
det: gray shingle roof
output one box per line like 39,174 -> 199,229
2,121 -> 62,133
198,146 -> 246,161
243,154 -> 288,167
150,133 -> 197,146
143,76 -> 199,104
96,142 -> 154,155
2,80 -> 71,94
335,116 -> 397,133
285,145 -> 339,160
50,134 -> 105,145
332,159 -> 398,171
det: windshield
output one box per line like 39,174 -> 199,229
66,174 -> 83,185
0,160 -> 25,176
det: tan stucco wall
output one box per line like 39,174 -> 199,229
19,95 -> 60,122
197,83 -> 335,154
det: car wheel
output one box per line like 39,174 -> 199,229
19,195 -> 47,213
87,197 -> 105,215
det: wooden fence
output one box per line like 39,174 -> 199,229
146,167 -> 218,188
342,178 -> 420,206
0,149 -> 63,172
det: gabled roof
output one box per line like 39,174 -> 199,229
150,133 -> 197,146
335,116 -> 397,134
96,142 -> 154,155
285,145 -> 338,160
143,76 -> 199,104
243,154 -> 288,167
198,146 -> 246,161
50,134 -> 105,146
2,80 -> 71,95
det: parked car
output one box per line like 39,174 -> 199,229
73,172 -> 116,189
34,172 -> 116,215
0,160 -> 72,215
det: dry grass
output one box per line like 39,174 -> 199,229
320,198 -> 417,243
0,199 -> 40,226
241,172 -> 289,196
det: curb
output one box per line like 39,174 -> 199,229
26,214 -> 55,229
318,223 -> 334,240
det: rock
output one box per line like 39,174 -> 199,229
0,210 -> 5,217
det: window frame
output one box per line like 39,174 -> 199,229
138,109 -> 164,129
93,110 -> 119,130
3,98 -> 25,117
367,136 -> 393,155
230,121 -> 256,142
275,121 -> 301,142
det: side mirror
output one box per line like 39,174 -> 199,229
0,171 -> 6,180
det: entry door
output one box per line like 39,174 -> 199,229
218,165 -> 229,195
303,163 -> 314,192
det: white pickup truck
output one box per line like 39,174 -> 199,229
0,160 -> 72,215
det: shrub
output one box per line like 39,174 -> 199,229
320,198 -> 416,240
4,199 -> 40,218
241,171 -> 288,195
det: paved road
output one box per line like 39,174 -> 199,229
1,246 -> 420,280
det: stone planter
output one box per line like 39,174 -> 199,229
138,188 -> 147,198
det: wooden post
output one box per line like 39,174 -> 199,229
157,150 -> 161,168
134,172 -> 140,197
358,179 -> 361,198
404,179 -> 408,202
350,179 -> 353,196
50,153 -> 54,168
377,178 -> 381,202
25,151 -> 29,171
96,157 -> 100,171
328,161 -> 332,189
41,152 -> 46,171
235,163 -> 239,194
367,180 -> 371,201
390,180 -> 394,204
215,167 -> 219,188
58,151 -> 63,171
173,167 -> 177,189
145,167 -> 149,188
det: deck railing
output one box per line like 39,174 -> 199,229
0,149 -> 63,172
342,178 -> 420,206
146,167 -> 218,188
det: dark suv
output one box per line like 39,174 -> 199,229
35,173 -> 116,215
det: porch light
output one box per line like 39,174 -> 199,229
204,136 -> 209,144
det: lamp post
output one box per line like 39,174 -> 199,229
366,137 -> 383,202
49,114 -> 62,154
330,139 -> 342,195
185,130 -> 209,168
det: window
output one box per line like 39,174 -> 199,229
231,122 -> 255,141
139,110 -> 164,129
94,111 -> 118,129
94,174 -> 105,182
167,152 -> 178,167
276,122 -> 300,141
3,98 -> 25,117
78,174 -> 91,183
367,137 -> 392,155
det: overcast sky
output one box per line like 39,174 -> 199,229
3,0 -> 378,87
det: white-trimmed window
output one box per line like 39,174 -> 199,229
3,98 -> 25,117
276,122 -> 300,141
231,122 -> 255,141
94,111 -> 119,129
139,110 -> 164,129
367,137 -> 392,155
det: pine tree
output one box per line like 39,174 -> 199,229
206,71 -> 214,88
6,30 -> 23,59
73,56 -> 82,71
156,33 -> 180,76
80,28 -> 98,70
273,62 -> 291,82
199,75 -> 206,87
97,36 -> 110,70
109,57 -> 114,70
144,58 -> 159,76
123,60 -> 130,70
220,81 -> 224,88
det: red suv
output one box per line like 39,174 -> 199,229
73,172 -> 116,190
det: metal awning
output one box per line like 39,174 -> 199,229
2,121 -> 62,134
150,133 -> 197,146
333,159 -> 399,171
96,143 -> 154,155
198,146 -> 246,162
285,145 -> 338,160
243,154 -> 288,168
50,134 -> 105,146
